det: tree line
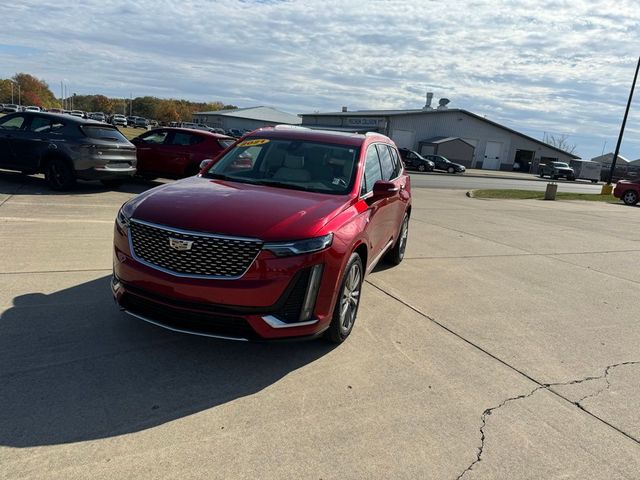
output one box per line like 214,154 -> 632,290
0,73 -> 237,123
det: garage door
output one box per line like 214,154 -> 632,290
483,141 -> 502,170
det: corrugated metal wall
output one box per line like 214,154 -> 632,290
389,111 -> 574,170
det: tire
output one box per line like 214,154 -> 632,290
45,158 -> 76,191
591,180 -> 598,184
386,213 -> 409,266
100,179 -> 125,189
552,175 -> 558,180
417,164 -> 426,172
539,172 -> 545,178
622,190 -> 639,206
447,167 -> 455,174
325,253 -> 364,344
567,176 -> 575,181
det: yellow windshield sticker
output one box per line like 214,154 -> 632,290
238,138 -> 270,147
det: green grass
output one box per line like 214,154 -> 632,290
471,189 -> 618,202
118,126 -> 145,140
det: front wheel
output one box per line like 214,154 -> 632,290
622,190 -> 639,205
447,166 -> 455,174
417,164 -> 426,172
45,158 -> 76,191
325,253 -> 364,344
386,213 -> 409,266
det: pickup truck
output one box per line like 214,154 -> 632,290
539,161 -> 575,180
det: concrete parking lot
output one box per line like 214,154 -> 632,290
1,172 -> 639,479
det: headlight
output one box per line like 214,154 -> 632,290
116,201 -> 135,231
263,234 -> 333,257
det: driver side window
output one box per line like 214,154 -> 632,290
140,131 -> 168,144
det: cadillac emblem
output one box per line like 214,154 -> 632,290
168,237 -> 194,251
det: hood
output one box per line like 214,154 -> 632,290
129,176 -> 351,241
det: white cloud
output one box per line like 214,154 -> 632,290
1,0 -> 640,158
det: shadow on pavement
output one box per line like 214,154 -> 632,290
0,170 -> 163,196
0,276 -> 333,447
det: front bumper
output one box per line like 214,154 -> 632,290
112,225 -> 342,341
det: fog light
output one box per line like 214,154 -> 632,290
300,264 -> 323,321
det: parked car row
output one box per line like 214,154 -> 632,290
398,148 -> 466,174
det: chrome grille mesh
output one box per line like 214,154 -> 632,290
129,220 -> 262,278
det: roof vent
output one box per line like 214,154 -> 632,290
437,98 -> 450,110
423,92 -> 434,110
341,106 -> 348,112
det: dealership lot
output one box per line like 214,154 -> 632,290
1,173 -> 640,479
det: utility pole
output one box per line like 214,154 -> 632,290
129,93 -> 132,116
604,55 -> 640,193
10,82 -> 13,103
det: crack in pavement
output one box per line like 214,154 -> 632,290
456,363 -> 640,479
365,281 -> 640,478
573,361 -> 640,407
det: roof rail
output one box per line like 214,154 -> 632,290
365,131 -> 390,140
272,124 -> 310,130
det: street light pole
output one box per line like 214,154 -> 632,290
605,56 -> 640,192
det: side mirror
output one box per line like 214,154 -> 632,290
199,159 -> 214,171
371,180 -> 399,200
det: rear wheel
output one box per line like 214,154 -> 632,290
386,213 -> 409,266
325,253 -> 363,344
622,190 -> 639,205
45,158 -> 75,191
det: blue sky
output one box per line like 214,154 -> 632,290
1,0 -> 640,160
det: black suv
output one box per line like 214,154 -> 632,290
426,155 -> 466,174
539,162 -> 575,180
0,112 -> 137,190
398,148 -> 435,172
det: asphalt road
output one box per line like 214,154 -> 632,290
1,174 -> 639,479
409,171 -> 604,193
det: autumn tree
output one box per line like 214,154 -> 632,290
12,73 -> 58,108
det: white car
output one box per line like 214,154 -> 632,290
111,114 -> 127,127
25,106 -> 41,112
70,110 -> 85,118
3,104 -> 19,113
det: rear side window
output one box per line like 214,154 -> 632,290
171,132 -> 203,146
388,146 -> 402,178
376,144 -> 395,181
81,126 -> 129,142
361,145 -> 383,195
0,115 -> 26,130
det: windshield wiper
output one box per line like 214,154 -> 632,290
252,180 -> 312,192
203,172 -> 231,180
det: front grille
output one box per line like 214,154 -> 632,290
121,292 -> 257,339
129,220 -> 262,278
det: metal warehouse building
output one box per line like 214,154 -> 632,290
193,106 -> 301,131
300,107 -> 578,171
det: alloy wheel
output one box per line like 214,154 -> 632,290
339,262 -> 362,335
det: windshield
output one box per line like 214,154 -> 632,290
204,137 -> 360,194
553,162 -> 570,168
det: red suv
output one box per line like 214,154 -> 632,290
112,127 -> 411,343
131,127 -> 235,179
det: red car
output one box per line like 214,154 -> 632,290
614,179 -> 640,205
131,127 -> 235,179
112,126 -> 411,343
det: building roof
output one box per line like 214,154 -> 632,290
421,136 -> 473,146
591,152 -> 630,164
301,108 -> 581,159
194,106 -> 301,125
